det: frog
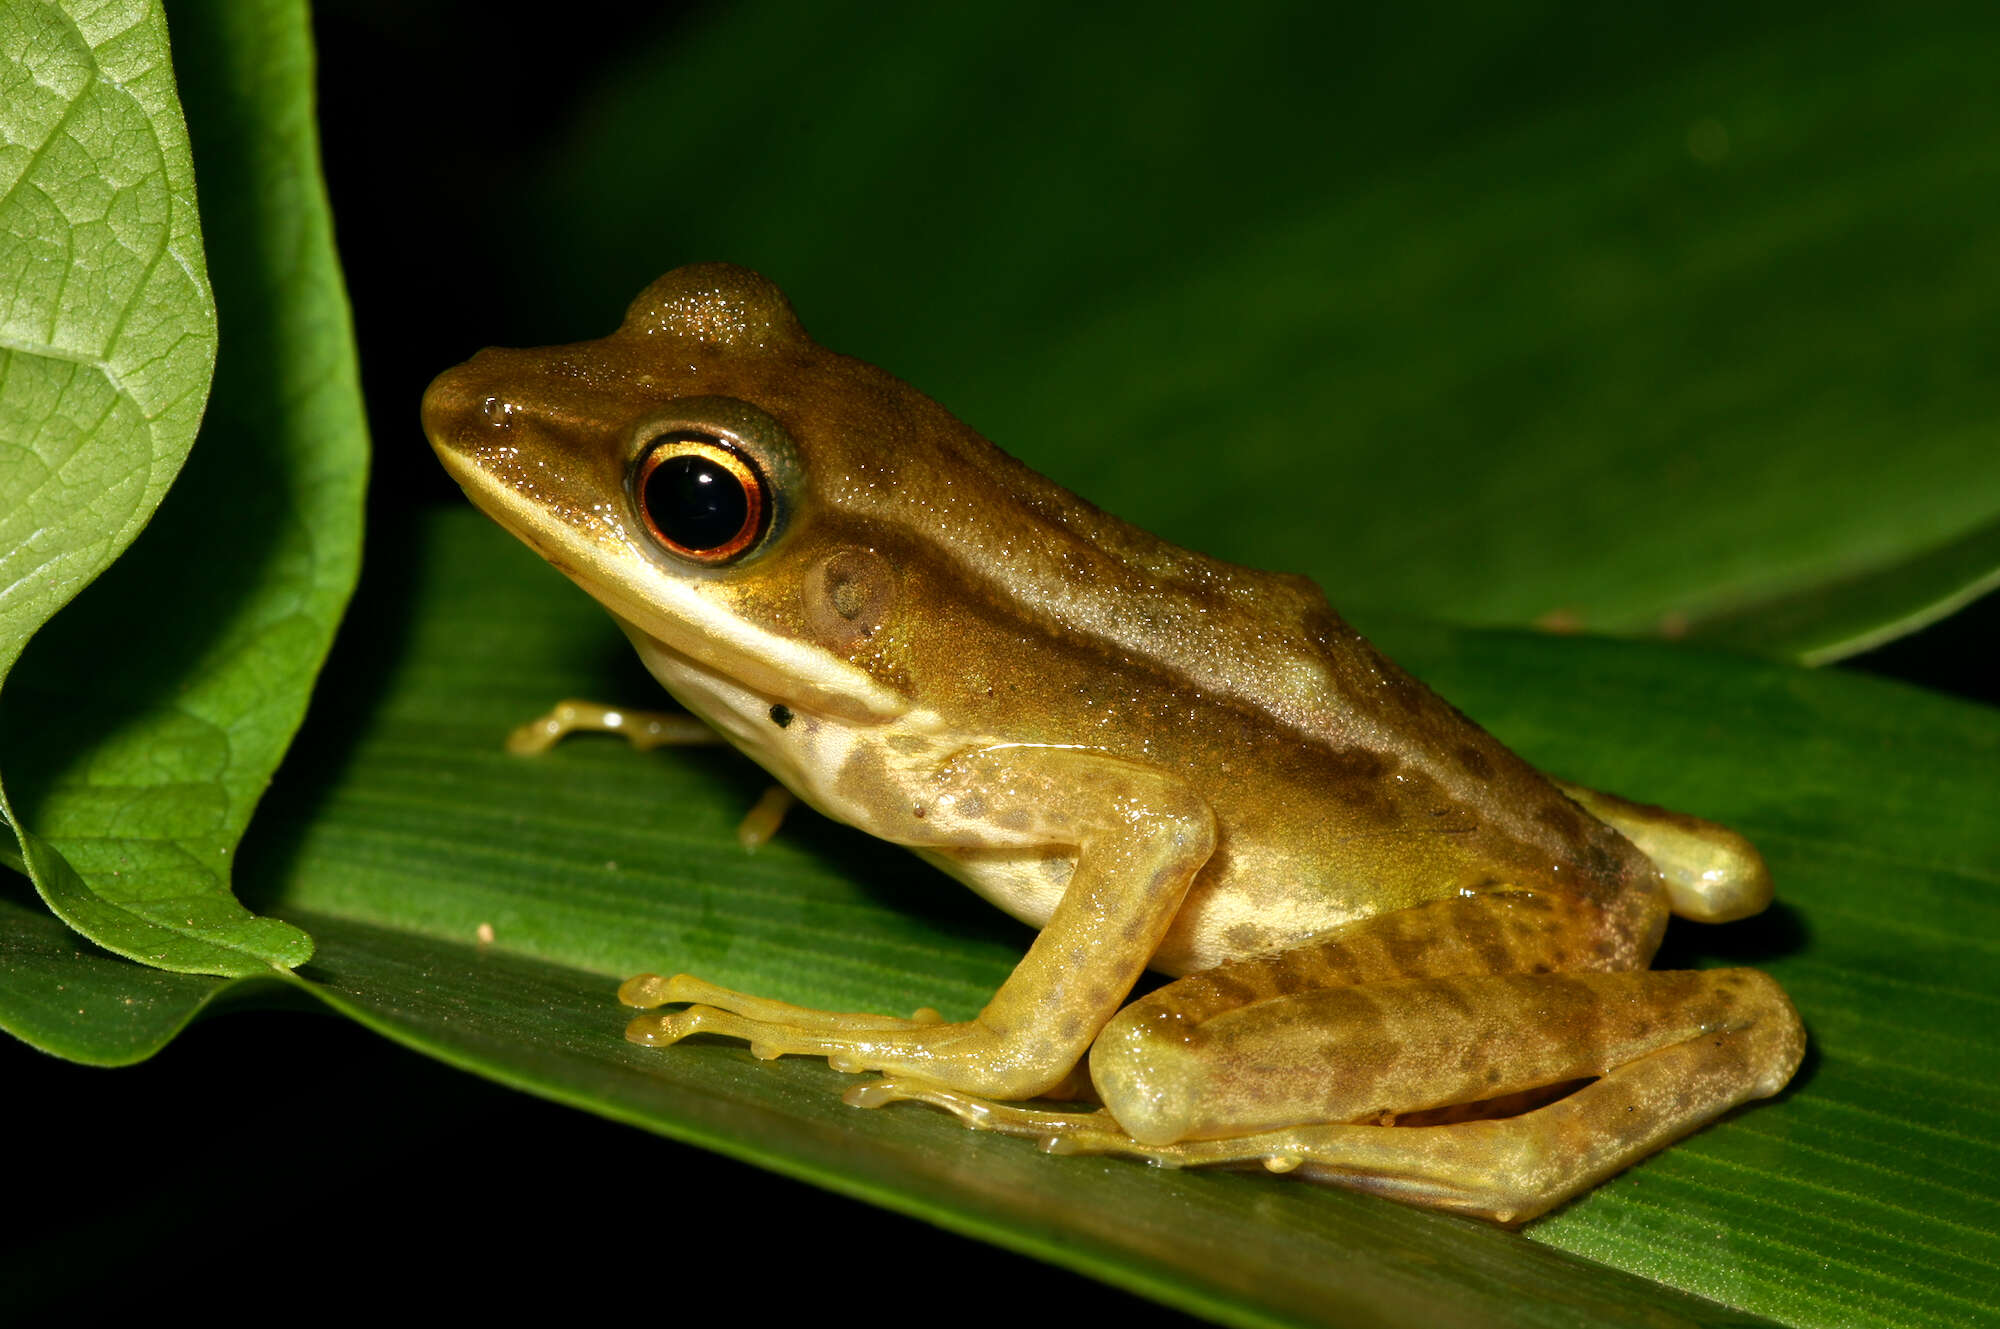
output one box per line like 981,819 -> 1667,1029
421,263 -> 1804,1224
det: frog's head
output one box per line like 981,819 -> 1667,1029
421,262 -> 953,723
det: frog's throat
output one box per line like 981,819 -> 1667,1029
609,610 -> 893,743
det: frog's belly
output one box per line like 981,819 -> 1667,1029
923,839 -> 1391,978
622,627 -> 1436,978
917,845 -> 1073,934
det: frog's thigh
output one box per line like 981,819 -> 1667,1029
625,746 -> 1215,1100
1081,966 -> 1802,1223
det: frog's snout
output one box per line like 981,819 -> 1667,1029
421,350 -> 510,463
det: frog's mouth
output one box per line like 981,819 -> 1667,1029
430,441 -> 597,583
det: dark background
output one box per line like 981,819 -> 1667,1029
5,1 -> 1994,1318
3,5 -> 1205,1318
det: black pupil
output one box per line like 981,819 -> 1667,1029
646,452 -> 749,551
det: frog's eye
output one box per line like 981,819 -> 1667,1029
635,434 -> 769,563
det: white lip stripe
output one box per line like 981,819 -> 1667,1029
446,448 -> 909,724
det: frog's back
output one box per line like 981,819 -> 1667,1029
972,455 -> 1653,891
804,367 -> 1651,928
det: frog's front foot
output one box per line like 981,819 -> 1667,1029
621,973 -> 940,1060
618,972 -> 1084,1098
507,699 -> 719,755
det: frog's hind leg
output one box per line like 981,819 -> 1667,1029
854,966 -> 1802,1223
852,893 -> 1803,1223
1092,965 -> 1801,1222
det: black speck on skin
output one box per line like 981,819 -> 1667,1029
769,704 -> 793,728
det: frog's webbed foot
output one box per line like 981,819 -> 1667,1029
619,969 -> 1108,1100
508,701 -> 797,848
842,1077 -> 1305,1176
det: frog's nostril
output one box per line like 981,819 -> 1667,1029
420,367 -> 518,452
479,394 -> 517,429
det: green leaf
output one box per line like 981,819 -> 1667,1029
11,5 -> 1996,1321
0,0 -> 365,983
154,507 -> 1987,1328
1680,515 -> 2000,665
10,505 -> 1988,1320
523,0 -> 2000,661
0,882 -> 246,1065
0,0 -> 212,681
1365,619 -> 2000,1326
281,905 -> 1784,1329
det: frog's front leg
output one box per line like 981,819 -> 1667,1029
506,698 -> 720,755
622,745 -> 1214,1101
509,699 -> 796,848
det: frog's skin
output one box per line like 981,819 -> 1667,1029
422,264 -> 1805,1224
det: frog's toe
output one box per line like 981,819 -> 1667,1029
623,1000 -> 813,1053
505,700 -> 718,756
842,1075 -> 1003,1123
617,971 -> 936,1036
847,1075 -> 1122,1144
733,784 -> 796,850
842,1078 -> 906,1110
618,972 -> 680,1008
618,971 -> 770,1011
623,1008 -> 691,1046
625,1002 -> 761,1048
623,1002 -> 824,1056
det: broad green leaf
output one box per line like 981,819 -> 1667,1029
0,868 -> 1767,1329
522,0 -> 2000,661
8,5 -> 1995,1322
144,507 -> 1987,1329
9,506 -> 1991,1322
1685,515 -> 2000,665
0,0 -> 212,679
288,906 -> 1784,1329
0,0 -> 217,950
0,0 -> 365,982
0,882 -> 246,1064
